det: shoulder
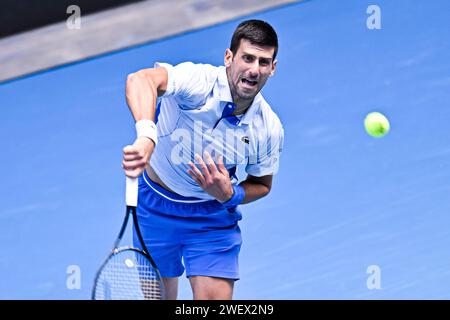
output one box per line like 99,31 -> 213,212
255,96 -> 284,139
156,61 -> 219,79
155,61 -> 221,105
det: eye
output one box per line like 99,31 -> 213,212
259,59 -> 271,66
243,55 -> 254,62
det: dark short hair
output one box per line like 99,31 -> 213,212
230,19 -> 278,59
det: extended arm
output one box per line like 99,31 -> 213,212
122,67 -> 168,178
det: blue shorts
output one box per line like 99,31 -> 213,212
133,170 -> 243,280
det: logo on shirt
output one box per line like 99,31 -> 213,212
241,136 -> 250,144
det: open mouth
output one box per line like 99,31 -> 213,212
241,78 -> 258,87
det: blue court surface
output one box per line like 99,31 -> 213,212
1,0 -> 449,299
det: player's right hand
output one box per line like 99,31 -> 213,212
122,137 -> 155,178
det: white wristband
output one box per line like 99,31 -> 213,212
135,119 -> 158,145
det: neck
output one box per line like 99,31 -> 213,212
231,93 -> 253,115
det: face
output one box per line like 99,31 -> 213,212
225,39 -> 277,103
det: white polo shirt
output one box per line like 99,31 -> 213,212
149,61 -> 284,200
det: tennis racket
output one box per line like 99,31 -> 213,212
92,177 -> 165,300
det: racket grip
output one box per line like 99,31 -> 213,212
126,177 -> 138,207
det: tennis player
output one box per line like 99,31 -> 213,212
122,20 -> 284,300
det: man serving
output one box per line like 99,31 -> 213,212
122,19 -> 284,300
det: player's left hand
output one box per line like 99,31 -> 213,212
187,151 -> 234,203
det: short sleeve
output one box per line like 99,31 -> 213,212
154,61 -> 218,110
245,123 -> 284,177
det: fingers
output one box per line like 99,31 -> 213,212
123,145 -> 139,155
122,145 -> 145,167
189,151 -> 229,186
189,151 -> 215,186
122,159 -> 146,170
122,159 -> 145,178
122,144 -> 146,178
188,161 -> 206,185
216,154 -> 228,176
123,153 -> 142,161
187,169 -> 202,186
203,151 -> 218,175
194,153 -> 212,182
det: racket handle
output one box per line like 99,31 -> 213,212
126,177 -> 138,207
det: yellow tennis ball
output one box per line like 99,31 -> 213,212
364,112 -> 390,138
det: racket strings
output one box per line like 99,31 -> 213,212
94,250 -> 163,300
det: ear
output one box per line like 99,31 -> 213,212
224,49 -> 233,67
269,59 -> 277,77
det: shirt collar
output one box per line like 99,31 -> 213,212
217,66 -> 262,126
217,66 -> 233,102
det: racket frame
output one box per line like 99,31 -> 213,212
91,205 -> 165,300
